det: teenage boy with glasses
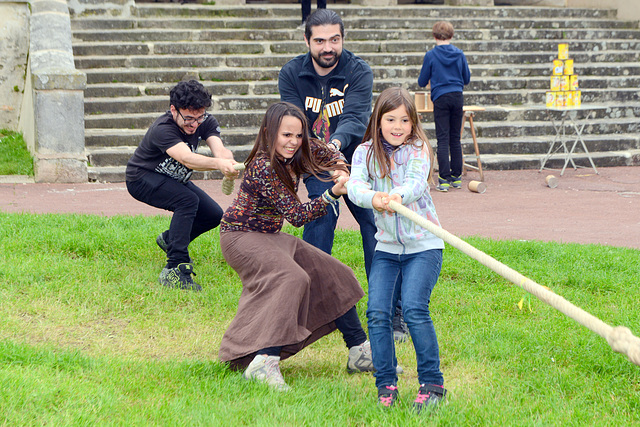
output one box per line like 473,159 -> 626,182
126,80 -> 238,291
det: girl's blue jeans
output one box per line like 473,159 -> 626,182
367,249 -> 444,388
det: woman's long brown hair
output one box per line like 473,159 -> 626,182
362,86 -> 434,181
245,102 -> 348,201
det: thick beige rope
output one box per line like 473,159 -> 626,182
221,163 -> 247,195
387,200 -> 640,367
225,165 -> 640,365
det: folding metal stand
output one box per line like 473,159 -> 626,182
540,108 -> 598,176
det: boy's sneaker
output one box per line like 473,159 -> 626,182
158,263 -> 201,291
450,175 -> 462,189
378,385 -> 399,408
347,340 -> 404,374
436,177 -> 450,192
413,384 -> 447,414
243,354 -> 290,391
392,307 -> 410,343
156,233 -> 193,264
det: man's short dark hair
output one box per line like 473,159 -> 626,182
304,9 -> 344,41
169,80 -> 212,111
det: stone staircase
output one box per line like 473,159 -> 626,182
69,3 -> 640,182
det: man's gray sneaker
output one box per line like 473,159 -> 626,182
158,263 -> 201,291
347,340 -> 375,373
347,340 -> 403,374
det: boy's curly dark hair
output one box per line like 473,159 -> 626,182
169,80 -> 212,110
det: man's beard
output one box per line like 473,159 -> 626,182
312,50 -> 341,68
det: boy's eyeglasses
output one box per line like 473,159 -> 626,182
177,110 -> 209,125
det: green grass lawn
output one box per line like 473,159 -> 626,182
0,130 -> 33,176
1,213 -> 639,425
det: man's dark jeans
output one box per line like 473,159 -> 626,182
126,172 -> 223,268
302,173 -> 377,280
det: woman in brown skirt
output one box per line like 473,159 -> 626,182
219,102 -> 375,390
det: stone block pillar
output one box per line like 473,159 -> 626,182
19,0 -> 88,182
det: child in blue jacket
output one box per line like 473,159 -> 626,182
418,21 -> 471,192
348,87 -> 447,413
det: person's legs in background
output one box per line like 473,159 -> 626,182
302,174 -> 337,255
343,194 -> 376,279
448,92 -> 465,187
433,93 -> 456,192
301,0 -> 326,25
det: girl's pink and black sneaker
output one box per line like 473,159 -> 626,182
377,385 -> 399,408
413,384 -> 447,414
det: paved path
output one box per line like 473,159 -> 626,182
2,166 -> 639,250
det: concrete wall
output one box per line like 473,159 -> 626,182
567,0 -> 640,22
18,0 -> 88,182
0,1 -> 30,131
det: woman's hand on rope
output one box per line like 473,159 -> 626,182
331,175 -> 348,196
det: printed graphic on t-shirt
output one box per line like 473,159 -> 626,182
155,138 -> 199,183
312,107 -> 331,143
155,158 -> 192,183
305,97 -> 345,117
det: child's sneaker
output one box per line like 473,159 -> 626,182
243,354 -> 290,391
378,385 -> 399,408
436,177 -> 450,192
158,263 -> 201,291
413,384 -> 447,414
450,175 -> 462,189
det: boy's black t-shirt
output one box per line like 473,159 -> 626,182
126,111 -> 221,183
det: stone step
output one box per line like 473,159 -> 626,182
71,25 -> 640,42
83,102 -> 640,147
82,77 -> 640,101
82,84 -> 640,116
79,62 -> 640,85
85,129 -> 640,169
71,38 -> 640,57
476,149 -> 640,171
73,50 -> 640,70
115,4 -> 620,20
72,16 -> 637,34
82,91 -> 640,130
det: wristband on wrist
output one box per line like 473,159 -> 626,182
321,189 -> 338,204
327,187 -> 339,199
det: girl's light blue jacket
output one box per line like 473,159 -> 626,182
348,139 -> 445,255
